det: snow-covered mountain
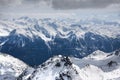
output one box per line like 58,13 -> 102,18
0,53 -> 28,80
18,55 -> 82,80
17,49 -> 120,80
0,17 -> 120,66
0,49 -> 120,80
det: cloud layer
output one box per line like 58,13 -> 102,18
0,0 -> 120,13
0,0 -> 120,9
52,0 -> 120,9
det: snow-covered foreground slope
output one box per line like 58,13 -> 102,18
71,49 -> 120,80
0,53 -> 28,80
18,49 -> 120,80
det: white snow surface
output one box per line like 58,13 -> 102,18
0,53 -> 28,80
71,50 -> 120,80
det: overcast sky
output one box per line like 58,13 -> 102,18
0,0 -> 120,18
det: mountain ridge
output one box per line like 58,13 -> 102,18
0,17 -> 120,66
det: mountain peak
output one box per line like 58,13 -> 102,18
20,55 -> 82,80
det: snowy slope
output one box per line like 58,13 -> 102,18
84,50 -> 108,60
0,53 -> 28,80
71,49 -> 120,80
19,49 -> 120,80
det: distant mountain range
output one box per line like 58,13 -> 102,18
0,17 -> 120,66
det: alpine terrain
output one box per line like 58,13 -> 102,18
0,16 -> 120,80
0,16 -> 120,66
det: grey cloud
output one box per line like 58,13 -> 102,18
0,0 -> 50,8
52,0 -> 120,9
0,0 -> 22,6
0,0 -> 11,6
0,0 -> 120,10
21,0 -> 50,5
